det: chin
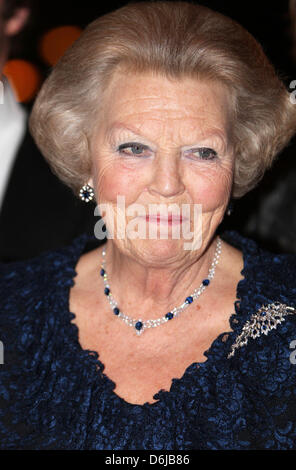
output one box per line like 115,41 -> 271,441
128,238 -> 190,264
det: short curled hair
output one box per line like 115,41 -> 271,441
29,0 -> 296,198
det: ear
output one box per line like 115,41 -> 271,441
4,8 -> 30,37
88,177 -> 94,188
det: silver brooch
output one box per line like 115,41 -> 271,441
227,302 -> 296,359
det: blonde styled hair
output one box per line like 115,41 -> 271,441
29,1 -> 296,198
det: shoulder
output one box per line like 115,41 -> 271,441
0,234 -> 89,339
0,233 -> 88,293
222,231 -> 296,389
221,230 -> 296,301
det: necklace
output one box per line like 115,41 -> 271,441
100,237 -> 222,335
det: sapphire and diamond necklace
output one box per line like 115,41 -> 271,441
100,237 -> 222,335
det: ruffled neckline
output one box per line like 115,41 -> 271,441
63,231 -> 257,409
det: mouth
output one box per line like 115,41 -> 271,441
143,214 -> 188,225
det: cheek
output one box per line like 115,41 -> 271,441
95,160 -> 146,205
186,165 -> 233,210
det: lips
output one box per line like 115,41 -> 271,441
145,214 -> 188,224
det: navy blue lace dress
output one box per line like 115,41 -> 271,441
0,231 -> 296,450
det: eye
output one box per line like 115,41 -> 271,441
188,147 -> 218,160
117,142 -> 151,157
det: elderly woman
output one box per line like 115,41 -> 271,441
1,1 -> 296,450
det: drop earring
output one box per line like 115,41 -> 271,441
226,200 -> 233,216
79,184 -> 94,203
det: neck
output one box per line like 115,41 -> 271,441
102,237 -> 219,319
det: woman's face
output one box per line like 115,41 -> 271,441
90,70 -> 234,265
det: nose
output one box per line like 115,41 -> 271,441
147,153 -> 185,199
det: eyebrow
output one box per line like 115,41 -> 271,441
107,123 -> 228,153
107,123 -> 156,147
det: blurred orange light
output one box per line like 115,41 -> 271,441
39,25 -> 82,66
3,60 -> 42,103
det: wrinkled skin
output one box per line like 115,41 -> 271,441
88,71 -> 235,303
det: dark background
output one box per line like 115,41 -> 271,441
12,0 -> 296,253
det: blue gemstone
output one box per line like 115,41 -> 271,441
185,296 -> 193,304
113,307 -> 120,315
104,287 -> 110,295
165,312 -> 174,320
135,321 -> 143,331
100,269 -> 105,276
84,191 -> 90,198
202,279 -> 210,286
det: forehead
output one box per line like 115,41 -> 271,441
100,70 -> 232,138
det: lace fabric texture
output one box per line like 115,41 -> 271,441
0,231 -> 296,450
